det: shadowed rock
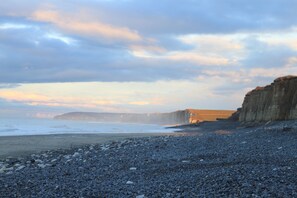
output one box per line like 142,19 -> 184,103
239,75 -> 297,122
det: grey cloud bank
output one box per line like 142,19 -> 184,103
0,0 -> 296,89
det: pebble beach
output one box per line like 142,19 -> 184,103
1,120 -> 297,197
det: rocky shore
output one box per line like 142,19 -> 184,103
1,120 -> 297,197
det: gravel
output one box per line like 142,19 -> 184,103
1,120 -> 297,197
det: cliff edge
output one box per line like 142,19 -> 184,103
239,75 -> 297,122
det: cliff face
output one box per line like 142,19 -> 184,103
239,76 -> 297,122
186,109 -> 235,123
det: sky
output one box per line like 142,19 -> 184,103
1,0 -> 297,118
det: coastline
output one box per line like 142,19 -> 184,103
2,120 -> 297,196
0,132 -> 173,159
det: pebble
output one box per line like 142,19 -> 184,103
35,159 -> 43,164
6,171 -> 13,175
136,195 -> 145,198
1,120 -> 297,197
101,145 -> 109,151
182,160 -> 190,163
42,154 -> 48,158
37,164 -> 50,168
73,152 -> 80,158
16,165 -> 25,171
0,166 -> 13,173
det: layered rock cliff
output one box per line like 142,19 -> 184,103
239,76 -> 297,122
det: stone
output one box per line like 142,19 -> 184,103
37,164 -> 50,168
16,165 -> 25,171
35,159 -> 43,164
72,152 -> 80,158
182,160 -> 190,163
6,171 -> 13,175
101,145 -> 109,151
136,195 -> 145,198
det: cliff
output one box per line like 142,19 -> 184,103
239,76 -> 297,122
185,109 -> 235,123
55,109 -> 235,125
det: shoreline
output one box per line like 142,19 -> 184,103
2,120 -> 297,196
0,132 -> 174,159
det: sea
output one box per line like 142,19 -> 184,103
0,118 -> 176,136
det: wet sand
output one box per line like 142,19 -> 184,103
0,133 -> 171,159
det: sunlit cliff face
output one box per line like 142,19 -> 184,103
1,0 -> 297,117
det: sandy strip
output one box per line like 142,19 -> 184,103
0,133 -> 172,159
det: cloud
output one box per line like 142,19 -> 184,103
178,34 -> 244,52
163,52 -> 232,66
0,90 -> 118,110
201,56 -> 297,96
130,34 -> 245,66
73,0 -> 297,35
0,0 -> 297,86
0,90 -> 49,102
31,9 -> 142,42
0,84 -> 21,89
256,29 -> 297,50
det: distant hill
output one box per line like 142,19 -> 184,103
54,109 -> 235,125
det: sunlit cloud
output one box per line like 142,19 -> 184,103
0,90 -> 119,110
31,9 -> 142,42
164,52 -> 232,66
257,30 -> 297,50
131,48 -> 234,66
128,101 -> 150,105
1,0 -> 297,116
202,56 -> 297,83
178,34 -> 244,52
0,80 -> 241,114
0,90 -> 49,102
129,45 -> 166,54
130,34 -> 245,66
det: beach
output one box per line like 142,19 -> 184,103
1,120 -> 297,197
0,133 -> 172,159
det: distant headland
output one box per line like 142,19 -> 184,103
54,109 -> 235,125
